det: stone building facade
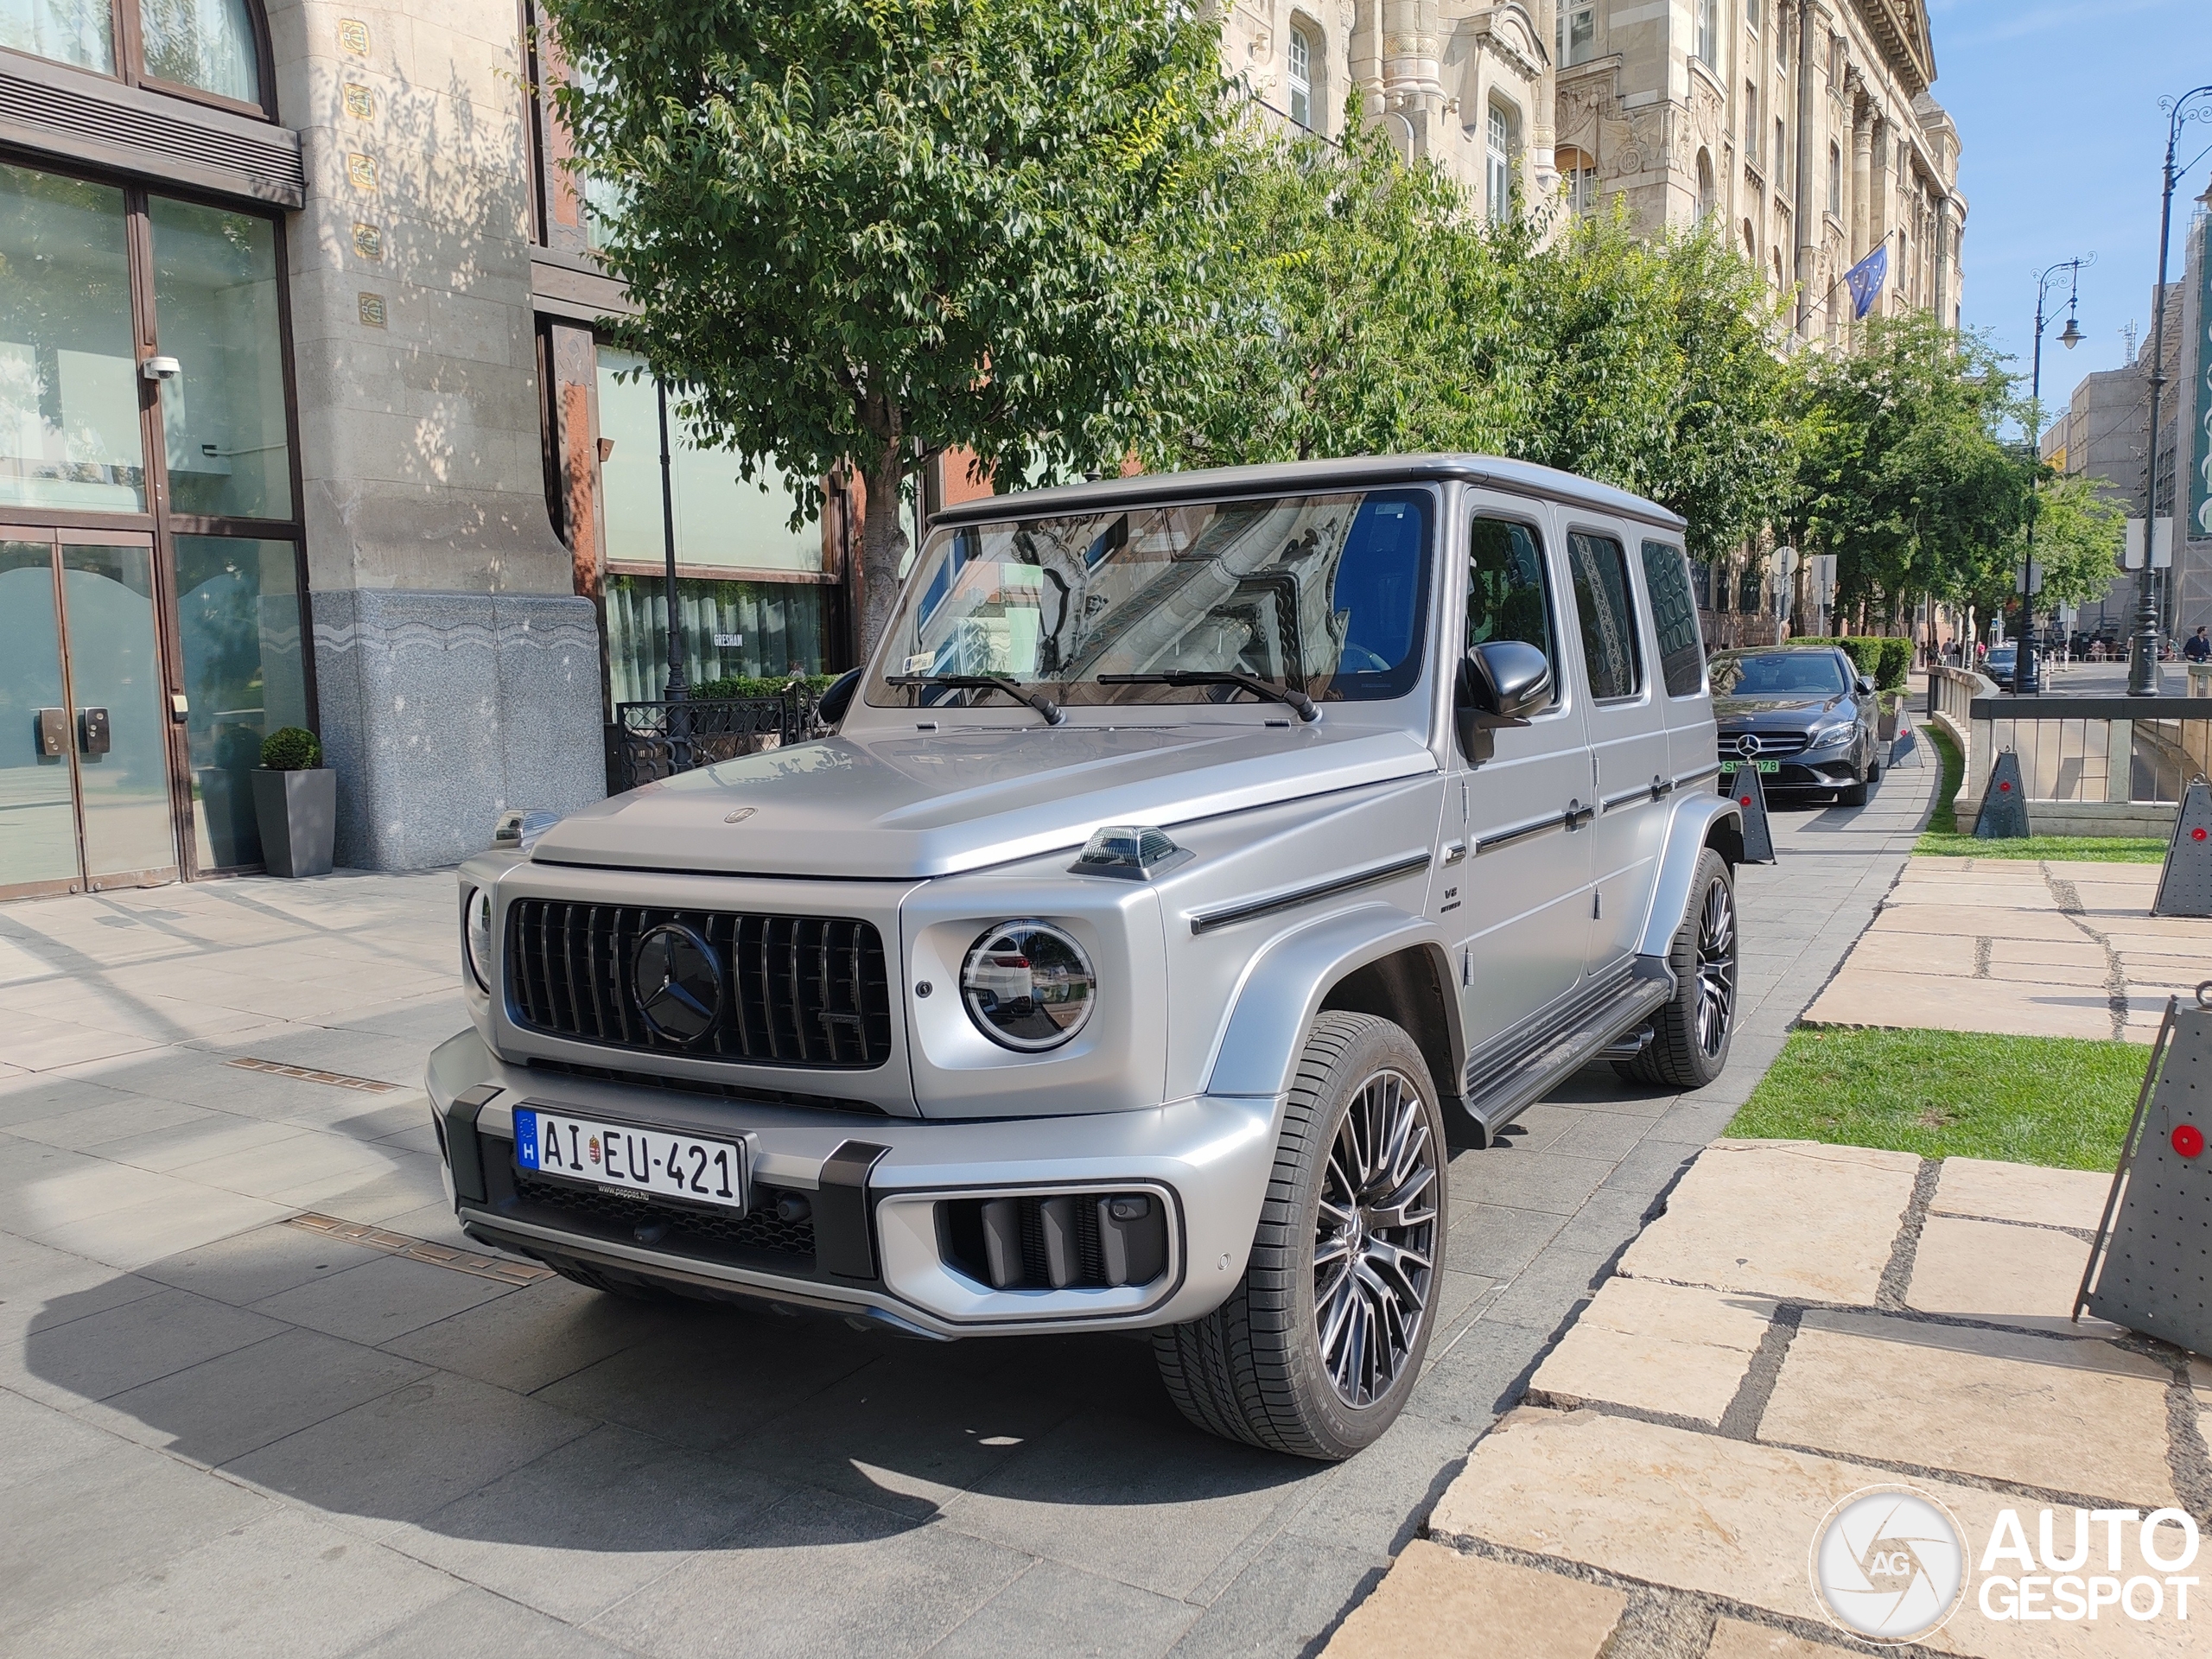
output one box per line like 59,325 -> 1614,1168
0,0 -> 1965,894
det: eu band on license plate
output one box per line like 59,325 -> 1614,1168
515,1108 -> 747,1211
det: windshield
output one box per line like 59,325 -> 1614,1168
866,491 -> 1433,712
1710,651 -> 1848,699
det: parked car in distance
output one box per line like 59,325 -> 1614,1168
1983,643 -> 2018,683
1710,645 -> 1881,806
429,455 -> 1747,1460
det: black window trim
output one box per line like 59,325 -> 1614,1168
1465,504 -> 1572,721
1560,518 -> 1648,706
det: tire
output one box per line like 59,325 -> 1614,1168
1838,753 -> 1871,808
1622,849 -> 1737,1090
1153,1013 -> 1447,1460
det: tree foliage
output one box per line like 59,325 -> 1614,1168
1970,469 -> 2128,618
545,0 -> 1234,648
1788,310 -> 2029,627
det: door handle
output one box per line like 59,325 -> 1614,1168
79,708 -> 111,755
36,708 -> 67,757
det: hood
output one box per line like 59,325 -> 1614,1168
1713,693 -> 1851,724
531,722 -> 1438,879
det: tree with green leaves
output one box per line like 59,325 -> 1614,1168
546,0 -> 1233,651
1789,309 -> 2027,631
1963,468 -> 2127,620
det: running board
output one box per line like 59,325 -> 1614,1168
1454,976 -> 1671,1147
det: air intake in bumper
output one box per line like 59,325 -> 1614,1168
937,1192 -> 1168,1291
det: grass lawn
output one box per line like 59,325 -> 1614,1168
1726,1026 -> 2146,1171
1913,720 -> 2166,864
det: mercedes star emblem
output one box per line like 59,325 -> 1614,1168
1735,734 -> 1762,758
632,923 -> 722,1044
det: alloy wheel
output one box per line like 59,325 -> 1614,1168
1694,875 -> 1738,1057
1313,1067 -> 1439,1408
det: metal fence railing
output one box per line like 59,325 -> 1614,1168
1955,694 -> 2212,824
608,683 -> 830,792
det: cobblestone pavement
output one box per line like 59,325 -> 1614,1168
1806,855 -> 2211,1044
0,752 -> 1933,1657
1333,1140 -> 2198,1659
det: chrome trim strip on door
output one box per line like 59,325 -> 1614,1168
1473,811 -> 1569,855
1186,851 -> 1433,936
1675,763 -> 1723,789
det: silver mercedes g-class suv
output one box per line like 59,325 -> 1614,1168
428,455 -> 1744,1460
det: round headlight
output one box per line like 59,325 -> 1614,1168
463,887 -> 493,992
959,921 -> 1096,1052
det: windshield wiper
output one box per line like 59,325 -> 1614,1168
1098,671 -> 1319,722
887,673 -> 1065,727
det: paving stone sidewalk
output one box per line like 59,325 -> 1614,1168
1331,1140 -> 2202,1658
1805,855 -> 2212,1044
0,747 -> 1936,1657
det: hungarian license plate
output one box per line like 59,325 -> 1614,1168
1727,759 -> 1781,774
515,1107 -> 747,1211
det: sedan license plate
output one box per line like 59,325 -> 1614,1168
1750,759 -> 1780,773
515,1108 -> 747,1211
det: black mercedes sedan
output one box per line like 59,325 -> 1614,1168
1709,645 -> 1881,806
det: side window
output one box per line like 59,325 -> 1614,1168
1641,540 -> 1706,696
1567,531 -> 1643,702
1467,517 -> 1559,704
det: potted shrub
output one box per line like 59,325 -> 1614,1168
251,727 -> 336,877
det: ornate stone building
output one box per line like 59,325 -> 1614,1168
1222,0 -> 1966,341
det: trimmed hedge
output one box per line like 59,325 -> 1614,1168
1786,635 -> 1911,690
260,726 -> 321,770
689,672 -> 842,701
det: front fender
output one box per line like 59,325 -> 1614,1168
1636,791 -> 1744,962
1202,903 -> 1461,1100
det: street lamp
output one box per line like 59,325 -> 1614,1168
2126,83 -> 2212,697
2015,252 -> 2093,696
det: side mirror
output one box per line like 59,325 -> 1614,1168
1854,674 -> 1876,696
816,667 -> 861,728
1456,639 -> 1552,764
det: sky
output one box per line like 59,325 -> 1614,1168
1926,0 -> 2211,435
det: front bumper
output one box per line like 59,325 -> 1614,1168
426,1028 -> 1281,1338
1717,735 -> 1860,791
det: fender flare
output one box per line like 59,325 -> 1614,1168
1202,903 -> 1463,1102
1636,791 -> 1745,966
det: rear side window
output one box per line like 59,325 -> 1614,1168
1467,517 -> 1560,705
1567,531 -> 1642,701
1640,540 -> 1705,696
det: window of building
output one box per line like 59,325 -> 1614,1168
1486,99 -> 1517,223
1776,9 -> 1789,68
1746,0 -> 1761,33
1,0 -> 265,111
1557,1 -> 1595,66
594,346 -> 833,698
1696,149 -> 1716,221
1745,83 -> 1759,166
1567,531 -> 1642,701
1287,19 -> 1318,129
1556,145 -> 1599,216
1695,0 -> 1717,67
1828,141 -> 1841,215
1743,219 -> 1757,262
1775,117 -> 1787,185
1641,542 -> 1705,696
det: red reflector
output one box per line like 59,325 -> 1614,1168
2194,828 -> 2208,843
1739,796 -> 1752,807
1999,781 -> 2012,792
2175,1125 -> 2205,1159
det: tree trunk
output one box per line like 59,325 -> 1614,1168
858,435 -> 911,667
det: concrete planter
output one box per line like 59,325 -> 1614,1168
251,767 -> 337,877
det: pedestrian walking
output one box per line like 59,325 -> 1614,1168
2187,626 -> 2210,664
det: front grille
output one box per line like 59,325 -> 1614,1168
1720,731 -> 1809,759
514,1173 -> 816,1263
506,901 -> 892,1069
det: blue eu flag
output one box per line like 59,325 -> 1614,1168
1845,245 -> 1889,320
